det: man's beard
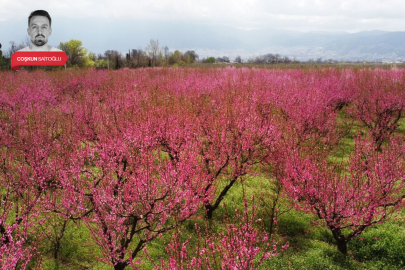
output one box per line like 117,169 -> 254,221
32,36 -> 46,47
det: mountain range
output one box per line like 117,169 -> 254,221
1,19 -> 404,62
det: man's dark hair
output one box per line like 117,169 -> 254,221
28,10 -> 51,27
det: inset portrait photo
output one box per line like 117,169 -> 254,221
18,10 -> 62,52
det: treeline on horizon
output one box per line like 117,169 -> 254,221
0,38 -> 399,71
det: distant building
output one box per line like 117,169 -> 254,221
164,46 -> 169,58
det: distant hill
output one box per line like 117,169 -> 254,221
1,19 -> 404,62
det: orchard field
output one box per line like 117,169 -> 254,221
1,67 -> 405,270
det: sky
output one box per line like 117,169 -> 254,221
1,0 -> 405,57
1,0 -> 405,32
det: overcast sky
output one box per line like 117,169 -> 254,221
1,0 -> 405,33
1,0 -> 405,58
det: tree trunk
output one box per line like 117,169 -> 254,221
53,241 -> 60,260
331,229 -> 348,255
204,178 -> 238,219
114,262 -> 128,270
205,205 -> 214,220
336,238 -> 348,255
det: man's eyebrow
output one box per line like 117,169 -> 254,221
30,23 -> 49,27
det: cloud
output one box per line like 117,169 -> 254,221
1,0 -> 405,32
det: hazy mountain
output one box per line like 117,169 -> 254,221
1,19 -> 404,62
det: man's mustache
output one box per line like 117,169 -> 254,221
35,35 -> 45,38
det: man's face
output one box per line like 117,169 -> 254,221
27,16 -> 52,47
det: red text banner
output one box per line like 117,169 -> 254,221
11,51 -> 69,71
